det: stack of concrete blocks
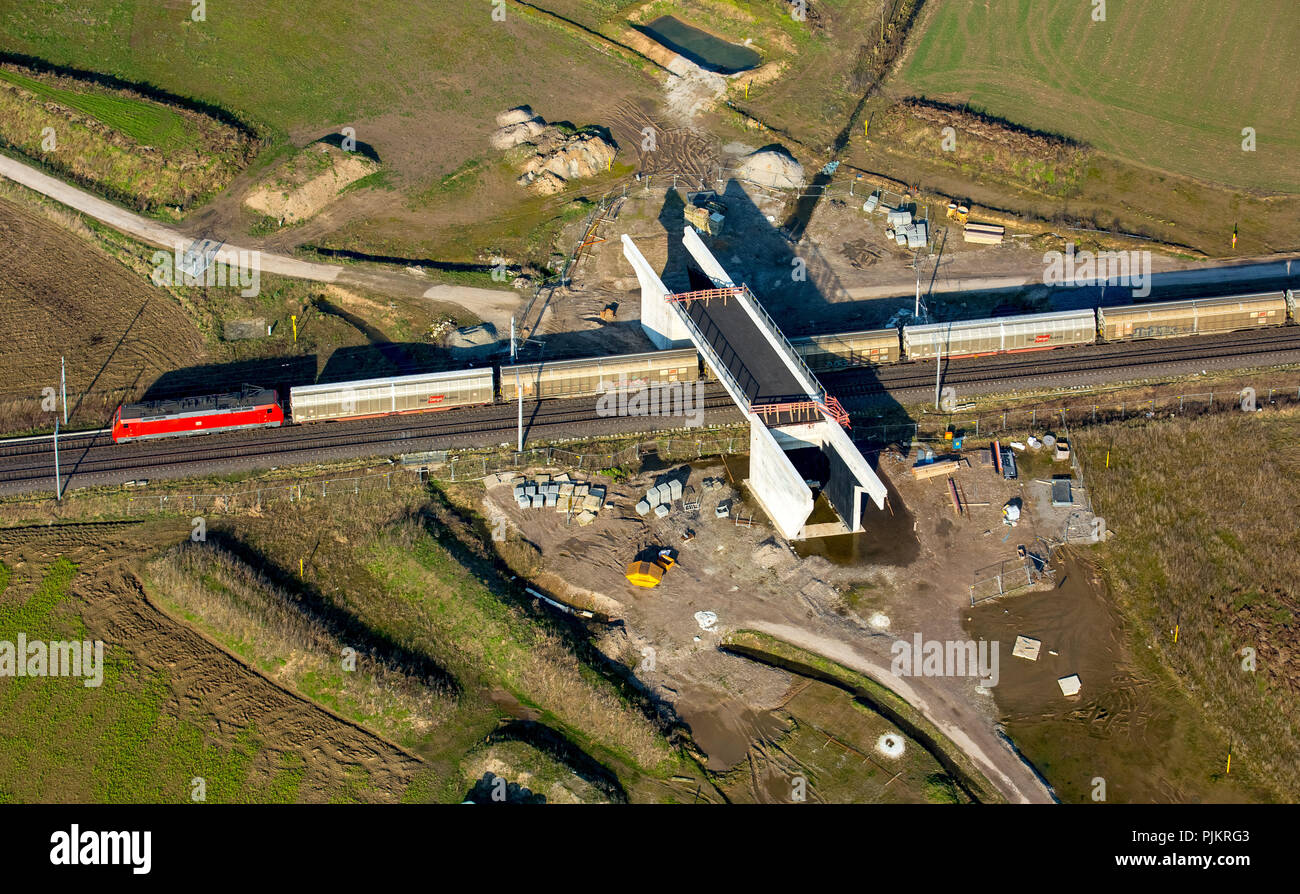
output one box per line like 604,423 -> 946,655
654,482 -> 670,518
511,473 -> 605,523
637,477 -> 687,518
557,479 -> 576,512
576,484 -> 605,526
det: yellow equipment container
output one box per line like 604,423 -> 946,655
625,550 -> 676,588
625,561 -> 664,588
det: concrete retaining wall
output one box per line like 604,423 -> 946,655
621,234 -> 691,349
748,420 -> 813,540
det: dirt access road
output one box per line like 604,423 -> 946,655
749,622 -> 1054,804
0,155 -> 523,330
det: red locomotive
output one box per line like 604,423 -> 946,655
111,388 -> 285,443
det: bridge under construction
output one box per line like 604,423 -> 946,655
623,227 -> 888,540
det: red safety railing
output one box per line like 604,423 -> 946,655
664,286 -> 747,304
822,395 -> 851,427
750,395 -> 851,428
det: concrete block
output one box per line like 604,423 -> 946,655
646,488 -> 661,507
576,510 -> 596,526
635,500 -> 651,516
655,483 -> 673,504
654,503 -> 670,518
668,480 -> 683,501
544,493 -> 557,507
516,495 -> 530,509
530,495 -> 544,509
524,485 -> 537,498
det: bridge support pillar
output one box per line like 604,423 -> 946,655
621,234 -> 691,349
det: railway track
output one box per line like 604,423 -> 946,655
0,396 -> 744,487
5,327 -> 1300,495
827,328 -> 1300,396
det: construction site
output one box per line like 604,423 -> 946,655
471,394 -> 1104,796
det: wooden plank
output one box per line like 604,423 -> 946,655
911,457 -> 964,480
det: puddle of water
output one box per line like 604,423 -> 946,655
640,16 -> 761,74
676,691 -> 788,771
794,472 -> 920,567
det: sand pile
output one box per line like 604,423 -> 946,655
733,145 -> 805,190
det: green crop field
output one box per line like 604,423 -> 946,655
0,0 -> 649,174
0,69 -> 200,152
0,559 -> 303,802
899,0 -> 1300,192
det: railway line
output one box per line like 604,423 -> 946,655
0,395 -> 745,491
835,327 -> 1300,396
4,326 -> 1300,497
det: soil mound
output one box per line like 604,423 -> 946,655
734,145 -> 804,190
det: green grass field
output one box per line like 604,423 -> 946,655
899,0 -> 1300,191
0,69 -> 200,152
1076,411 -> 1300,799
0,1 -> 647,165
0,558 -> 309,802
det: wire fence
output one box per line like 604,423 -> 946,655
437,432 -> 749,482
6,432 -> 754,516
969,560 -> 1037,604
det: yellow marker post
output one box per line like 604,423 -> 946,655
299,558 -> 304,579
291,314 -> 298,343
1174,624 -> 1179,643
1105,450 -> 1110,469
1226,752 -> 1231,774
864,120 -> 869,141
744,81 -> 750,100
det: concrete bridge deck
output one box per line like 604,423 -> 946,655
622,227 -> 884,540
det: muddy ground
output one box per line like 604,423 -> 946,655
0,197 -> 207,429
966,549 -> 1274,803
481,440 -> 1089,800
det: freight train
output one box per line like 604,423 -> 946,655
110,289 -> 1295,443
